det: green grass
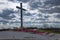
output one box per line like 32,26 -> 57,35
37,29 -> 60,34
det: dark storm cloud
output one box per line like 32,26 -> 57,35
0,9 -> 15,20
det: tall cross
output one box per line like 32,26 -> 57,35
16,3 -> 26,28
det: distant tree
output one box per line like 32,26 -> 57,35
26,27 -> 37,29
13,27 -> 18,29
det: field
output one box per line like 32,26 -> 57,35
37,28 -> 60,34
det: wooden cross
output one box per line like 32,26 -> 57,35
16,3 -> 26,28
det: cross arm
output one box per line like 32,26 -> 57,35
16,6 -> 27,11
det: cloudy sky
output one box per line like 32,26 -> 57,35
0,0 -> 60,29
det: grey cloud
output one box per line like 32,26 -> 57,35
36,18 -> 46,20
17,0 -> 30,3
51,7 -> 60,13
37,13 -> 42,17
44,0 -> 60,6
0,9 -> 15,20
29,2 -> 42,10
0,2 -> 5,4
0,20 -> 9,24
39,9 -> 52,13
40,7 -> 60,13
9,0 -> 42,10
23,12 -> 33,16
9,21 -> 20,24
24,22 -> 31,24
55,14 -> 60,19
8,0 -> 15,2
37,13 -> 50,19
8,0 -> 30,3
38,0 -> 60,13
44,16 -> 50,19
1,0 -> 60,28
8,0 -> 42,10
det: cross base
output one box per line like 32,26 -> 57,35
19,27 -> 24,30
